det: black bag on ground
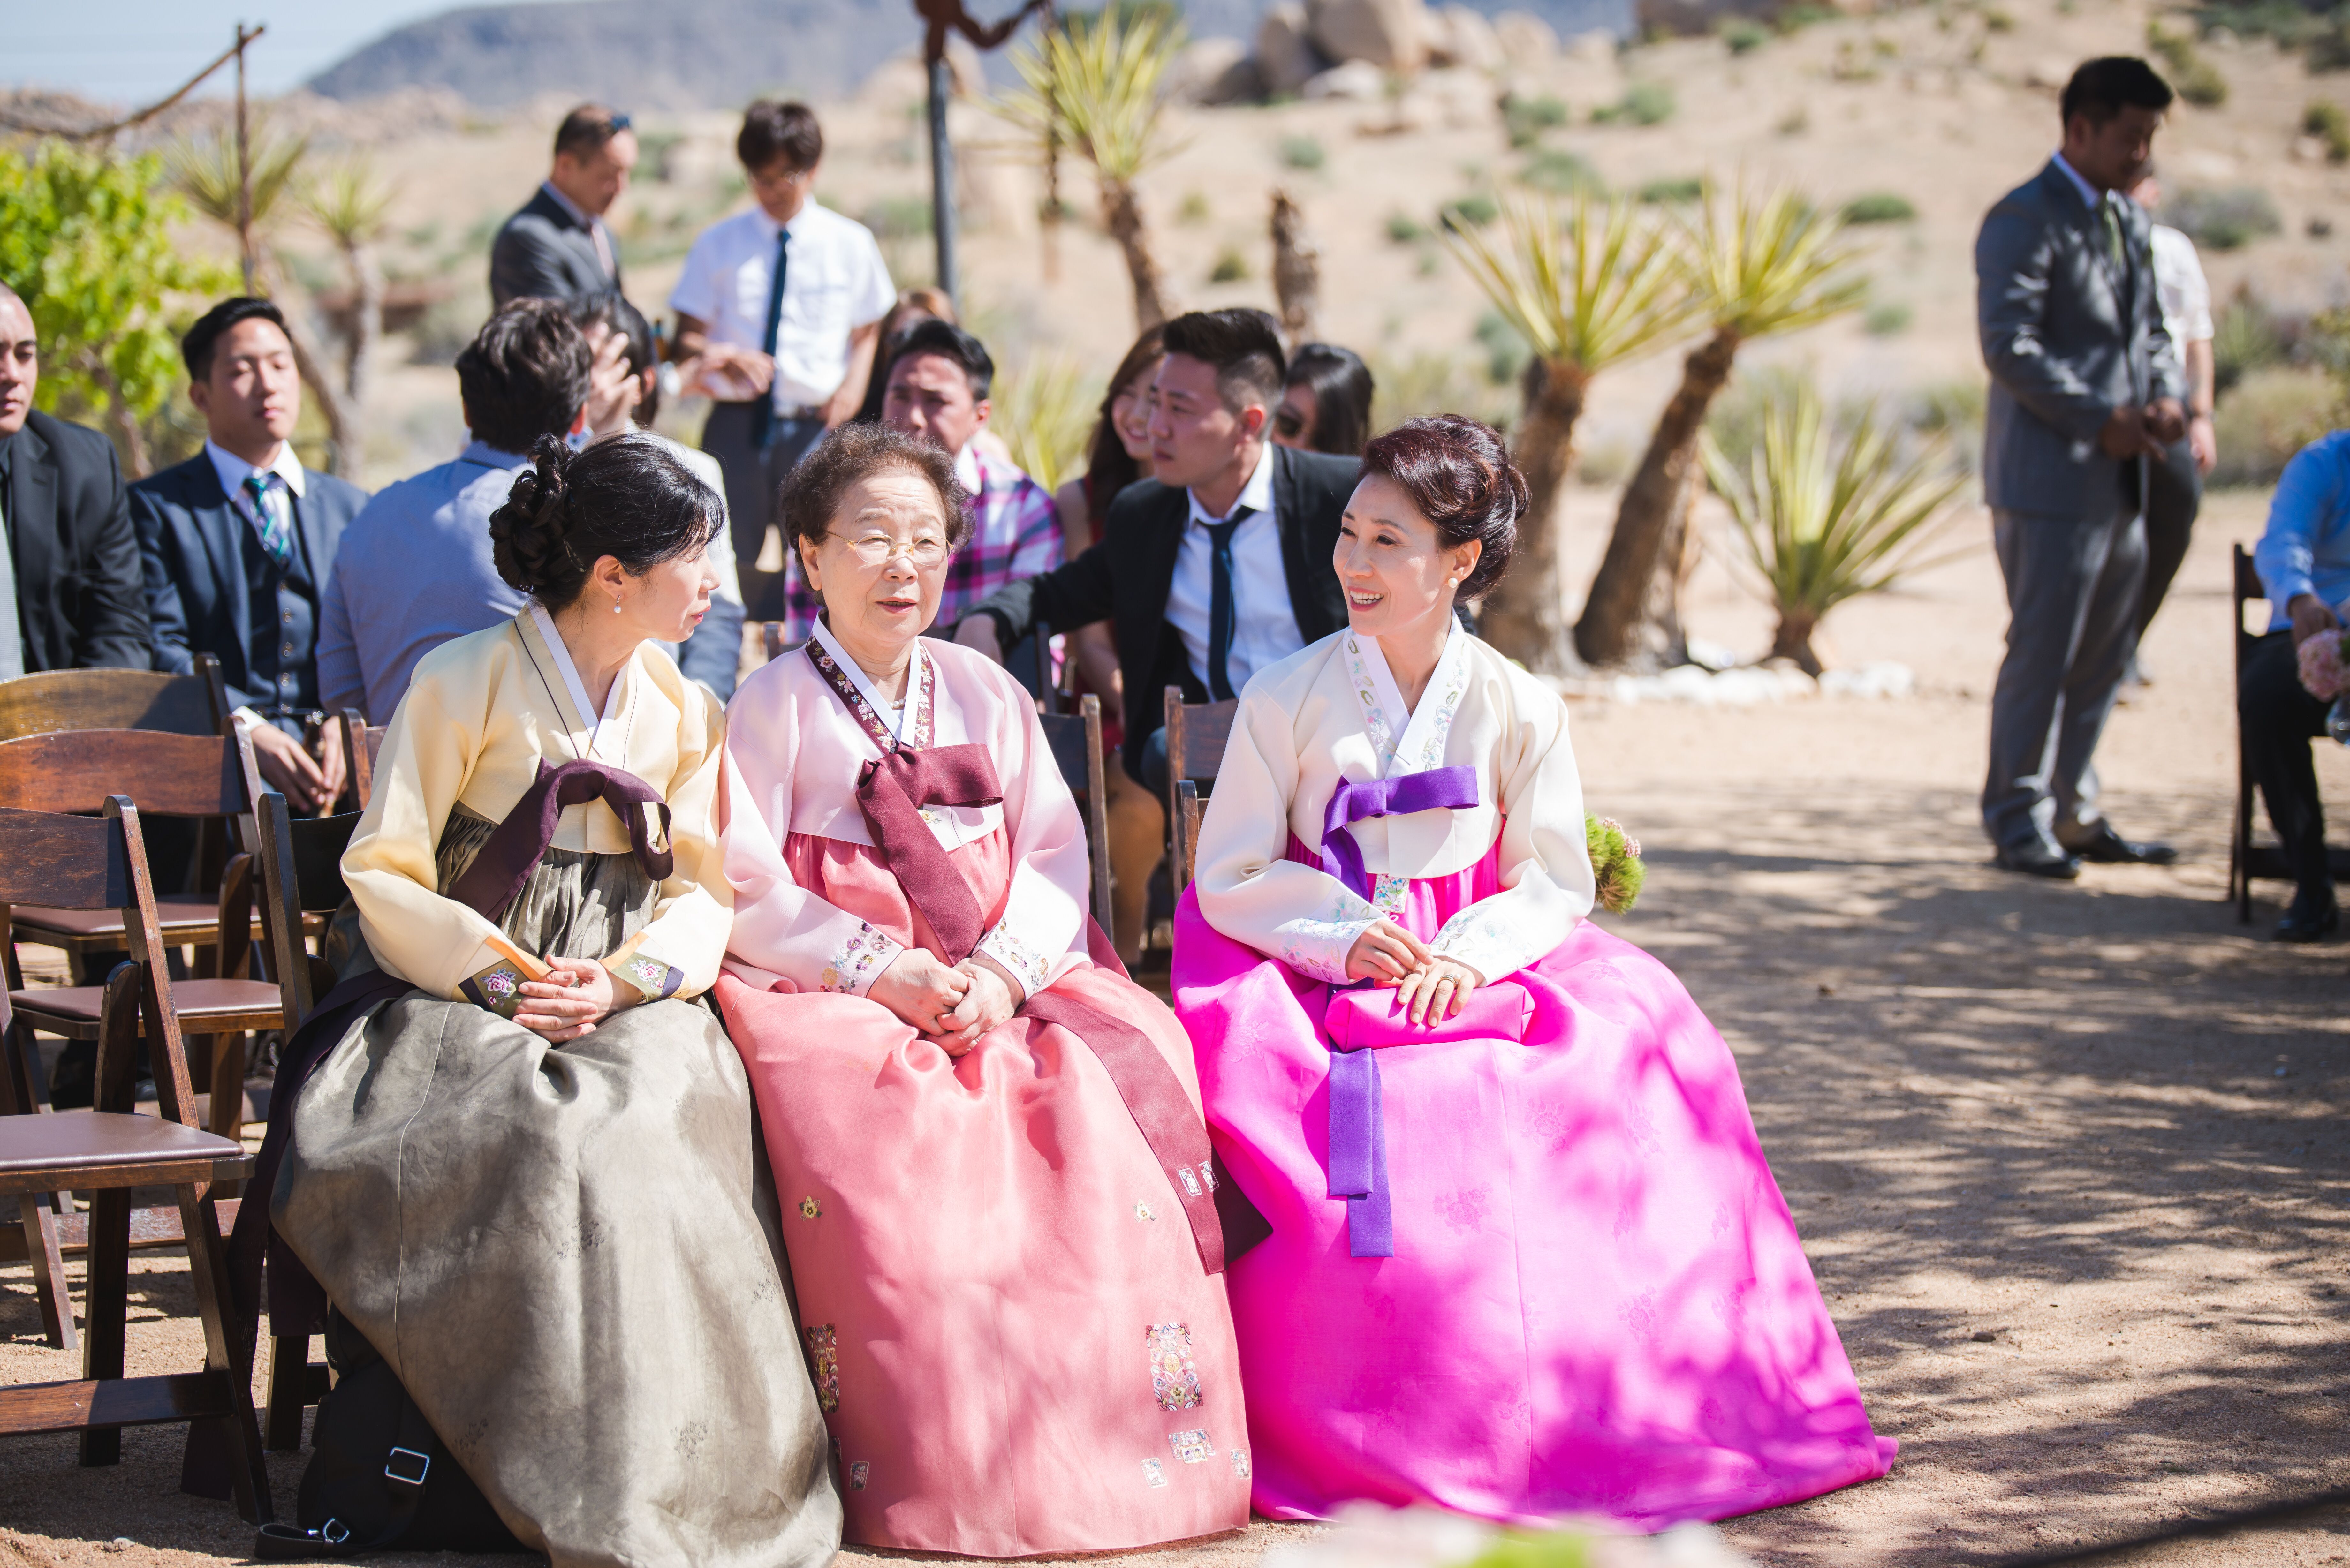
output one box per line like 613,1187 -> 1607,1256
254,1310 -> 526,1560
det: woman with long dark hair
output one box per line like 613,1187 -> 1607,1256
1270,342 -> 1375,456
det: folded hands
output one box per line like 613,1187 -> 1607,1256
1345,920 -> 1484,1027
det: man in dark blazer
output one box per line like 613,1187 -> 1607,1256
1975,56 -> 2187,879
489,104 -> 636,308
0,284 -> 150,676
131,298 -> 367,812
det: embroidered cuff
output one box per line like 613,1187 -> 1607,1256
458,934 -> 549,1019
822,920 -> 901,996
975,921 -> 1053,999
606,950 -> 686,1002
1272,887 -> 1384,985
1429,909 -> 1521,984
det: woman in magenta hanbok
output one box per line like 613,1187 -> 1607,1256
716,425 -> 1251,1557
1173,416 -> 1895,1530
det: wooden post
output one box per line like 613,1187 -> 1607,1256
927,53 -> 959,308
233,23 -> 257,295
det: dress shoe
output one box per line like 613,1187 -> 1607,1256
1994,845 -> 2081,880
2275,885 -> 2340,943
2063,824 -> 2179,866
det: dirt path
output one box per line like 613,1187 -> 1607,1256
6,498 -> 2348,1564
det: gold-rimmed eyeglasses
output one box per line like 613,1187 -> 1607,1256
830,530 -> 950,568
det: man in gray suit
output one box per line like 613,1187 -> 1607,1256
1976,56 -> 2187,878
489,104 -> 635,308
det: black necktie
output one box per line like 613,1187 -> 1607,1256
1203,506 -> 1253,703
751,225 -> 790,450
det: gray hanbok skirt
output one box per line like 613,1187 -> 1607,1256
273,810 -> 842,1568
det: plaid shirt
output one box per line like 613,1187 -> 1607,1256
783,441 -> 1063,640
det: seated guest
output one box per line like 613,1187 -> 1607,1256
0,283 -> 150,674
257,434 -> 842,1565
489,103 -> 634,309
1174,415 -> 1895,1527
2243,427 -> 2350,941
574,292 -> 747,697
715,424 -> 1248,1556
133,297 -> 369,813
318,299 -> 589,722
671,100 -> 895,620
954,308 -> 1357,796
848,286 -> 957,426
1270,342 -> 1375,457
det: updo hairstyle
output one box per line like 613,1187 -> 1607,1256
1357,414 -> 1526,600
779,422 -> 970,564
490,433 -> 722,611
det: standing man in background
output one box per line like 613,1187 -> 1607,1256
670,100 -> 894,621
132,297 -> 368,812
0,283 -> 150,674
490,104 -> 636,309
1975,56 -> 2186,880
2124,166 -> 2218,682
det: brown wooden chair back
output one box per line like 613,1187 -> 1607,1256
1163,688 -> 1239,893
1037,695 -> 1114,934
338,709 -> 389,810
2231,543 -> 2298,922
256,791 -> 360,1029
0,654 -> 229,742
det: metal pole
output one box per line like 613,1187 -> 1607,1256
234,23 -> 255,294
927,54 -> 959,308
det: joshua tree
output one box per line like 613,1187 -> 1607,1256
1270,189 -> 1319,343
1002,11 -> 1186,331
1701,384 -> 1968,675
1575,183 -> 1865,669
1443,193 -> 1694,675
303,157 -> 398,472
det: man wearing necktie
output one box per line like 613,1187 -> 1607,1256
130,298 -> 368,812
1975,56 -> 2188,879
672,100 -> 896,621
489,104 -> 637,309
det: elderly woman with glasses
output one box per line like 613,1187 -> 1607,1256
715,424 -> 1249,1558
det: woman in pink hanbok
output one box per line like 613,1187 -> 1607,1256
1173,416 -> 1896,1530
716,424 -> 1251,1557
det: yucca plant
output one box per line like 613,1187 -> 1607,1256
1444,193 -> 1694,674
1000,11 -> 1188,330
994,351 -> 1100,493
1700,385 -> 1969,675
303,157 -> 398,465
1577,181 -> 1868,669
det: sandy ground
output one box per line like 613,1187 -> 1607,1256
6,490 -> 2350,1564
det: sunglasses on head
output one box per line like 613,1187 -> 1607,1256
606,112 -> 633,132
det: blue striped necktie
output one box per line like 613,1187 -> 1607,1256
243,473 -> 294,570
751,226 -> 791,450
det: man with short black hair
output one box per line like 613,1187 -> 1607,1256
318,299 -> 592,721
1976,55 -> 2187,878
671,100 -> 894,619
0,282 -> 150,675
132,296 -> 369,811
489,103 -> 636,308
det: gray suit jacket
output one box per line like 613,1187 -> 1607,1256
489,186 -> 621,308
1975,160 -> 2186,518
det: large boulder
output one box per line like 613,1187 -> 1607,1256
1306,0 -> 1430,71
1258,2 -> 1332,95
1426,5 -> 1504,71
1490,10 -> 1561,62
1167,36 -> 1253,102
1302,59 -> 1388,98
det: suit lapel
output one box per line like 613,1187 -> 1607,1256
1271,446 -> 1319,643
11,422 -> 58,641
187,458 -> 255,637
288,468 -> 333,582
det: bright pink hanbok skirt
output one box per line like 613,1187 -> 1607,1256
1171,839 -> 1895,1530
717,828 -> 1250,1557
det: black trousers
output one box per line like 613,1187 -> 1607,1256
2239,630 -> 2336,892
2138,435 -> 2202,640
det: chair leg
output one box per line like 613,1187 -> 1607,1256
77,1187 -> 131,1466
176,1184 -> 272,1524
14,1192 -> 76,1353
266,1333 -> 312,1451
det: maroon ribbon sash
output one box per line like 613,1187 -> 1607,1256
445,758 -> 675,921
856,744 -> 1004,963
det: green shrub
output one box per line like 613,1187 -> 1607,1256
1863,302 -> 1914,335
1720,16 -> 1770,52
1475,310 -> 1531,385
1840,191 -> 1917,224
2307,100 -> 2350,162
1278,135 -> 1325,171
1385,210 -> 1429,244
1176,189 -> 1212,225
2163,184 -> 2284,249
1501,91 -> 1570,148
1637,175 -> 1706,204
1593,82 -> 1675,125
2177,56 -> 2230,104
1777,1 -> 1839,30
1207,246 -> 1249,283
1440,191 -> 1501,228
1980,4 -> 2015,30
2212,365 -> 2341,487
1520,148 -> 1604,195
2213,288 -> 2292,396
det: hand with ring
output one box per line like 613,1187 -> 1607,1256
1395,955 -> 1483,1028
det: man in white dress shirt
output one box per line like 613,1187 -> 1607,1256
670,100 -> 895,621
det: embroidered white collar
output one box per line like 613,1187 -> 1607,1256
812,615 -> 923,743
1346,617 -> 1469,776
527,601 -> 630,765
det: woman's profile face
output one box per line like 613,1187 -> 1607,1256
613,535 -> 717,645
1111,358 -> 1161,461
1271,382 -> 1317,450
1334,475 -> 1478,642
799,466 -> 953,657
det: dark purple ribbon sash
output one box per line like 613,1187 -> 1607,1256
1316,763 -> 1479,1259
856,743 -> 1004,965
445,758 -> 675,921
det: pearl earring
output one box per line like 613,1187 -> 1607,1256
612,598 -> 623,614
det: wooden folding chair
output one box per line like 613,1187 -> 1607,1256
0,799 -> 272,1523
338,708 -> 389,811
1163,688 -> 1239,893
1037,695 -> 1115,933
2229,543 -> 2350,920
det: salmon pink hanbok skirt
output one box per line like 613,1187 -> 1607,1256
716,828 -> 1250,1558
1171,839 -> 1895,1530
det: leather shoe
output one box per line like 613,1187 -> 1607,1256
2063,825 -> 2179,866
1994,845 -> 2081,880
2275,886 -> 2339,943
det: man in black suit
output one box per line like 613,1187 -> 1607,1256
0,283 -> 151,676
956,309 -> 1358,950
132,297 -> 369,813
489,104 -> 636,309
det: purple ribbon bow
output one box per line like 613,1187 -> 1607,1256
1318,763 -> 1477,1258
